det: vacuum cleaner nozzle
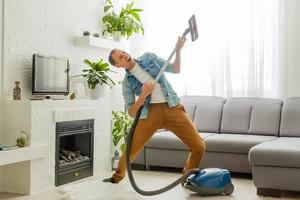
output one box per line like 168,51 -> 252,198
189,15 -> 198,41
183,14 -> 198,41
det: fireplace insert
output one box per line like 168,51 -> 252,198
55,119 -> 94,186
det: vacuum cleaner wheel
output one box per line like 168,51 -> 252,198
224,183 -> 234,195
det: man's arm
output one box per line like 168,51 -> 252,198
128,82 -> 155,118
172,36 -> 186,74
122,79 -> 135,114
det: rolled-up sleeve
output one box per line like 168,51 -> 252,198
151,53 -> 174,73
122,78 -> 135,112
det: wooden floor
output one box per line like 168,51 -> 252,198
1,168 -> 300,200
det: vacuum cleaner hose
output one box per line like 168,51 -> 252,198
125,106 -> 199,196
125,14 -> 199,196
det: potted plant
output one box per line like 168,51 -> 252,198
111,111 -> 133,152
102,0 -> 144,41
81,58 -> 116,99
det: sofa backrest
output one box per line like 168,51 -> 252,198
220,97 -> 282,136
180,96 -> 226,133
280,97 -> 300,137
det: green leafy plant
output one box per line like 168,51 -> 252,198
81,58 -> 116,89
111,111 -> 133,152
102,0 -> 144,39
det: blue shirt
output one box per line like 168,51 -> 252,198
122,52 -> 180,119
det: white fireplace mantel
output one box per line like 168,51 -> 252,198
0,145 -> 48,166
0,99 -> 111,194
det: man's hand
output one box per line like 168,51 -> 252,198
176,36 -> 186,53
141,82 -> 155,97
127,82 -> 155,117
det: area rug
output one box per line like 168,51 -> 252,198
58,180 -> 144,200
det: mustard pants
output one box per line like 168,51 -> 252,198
112,103 -> 206,182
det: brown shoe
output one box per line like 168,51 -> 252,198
102,177 -> 118,184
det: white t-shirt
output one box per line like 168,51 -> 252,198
129,63 -> 167,103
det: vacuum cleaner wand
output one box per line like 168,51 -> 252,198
126,15 -> 199,196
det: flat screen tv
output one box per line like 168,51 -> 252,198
32,54 -> 70,96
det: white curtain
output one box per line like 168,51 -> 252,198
134,0 -> 279,98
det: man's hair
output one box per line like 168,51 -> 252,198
108,49 -> 117,66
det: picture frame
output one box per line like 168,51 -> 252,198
71,77 -> 91,99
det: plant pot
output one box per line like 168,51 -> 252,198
90,85 -> 107,99
102,31 -> 112,40
112,31 -> 122,42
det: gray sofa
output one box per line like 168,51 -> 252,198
133,96 -> 300,196
249,97 -> 300,196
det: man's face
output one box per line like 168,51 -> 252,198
111,50 -> 135,69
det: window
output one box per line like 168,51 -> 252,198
135,0 -> 279,97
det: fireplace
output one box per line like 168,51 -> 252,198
55,119 -> 94,186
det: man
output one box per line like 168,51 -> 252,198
103,36 -> 205,183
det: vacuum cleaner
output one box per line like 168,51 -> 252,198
125,15 -> 234,196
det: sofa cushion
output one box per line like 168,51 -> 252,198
285,97 -> 300,105
180,96 -> 226,105
193,102 -> 224,133
146,130 -> 215,150
182,103 -> 196,120
205,133 -> 277,154
221,98 -> 282,134
226,97 -> 282,104
180,95 -> 226,123
248,104 -> 281,136
249,137 -> 300,168
280,99 -> 300,137
220,103 -> 251,133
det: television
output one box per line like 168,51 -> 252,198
32,54 -> 70,96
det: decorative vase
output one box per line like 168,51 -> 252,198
16,130 -> 29,147
90,84 -> 106,99
112,31 -> 121,42
13,81 -> 21,100
111,150 -> 120,170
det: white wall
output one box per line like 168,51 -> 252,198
279,0 -> 300,98
128,0 -> 149,58
285,0 -> 300,98
0,0 -> 3,193
0,1 -> 127,190
3,0 -> 124,111
0,0 -> 3,139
